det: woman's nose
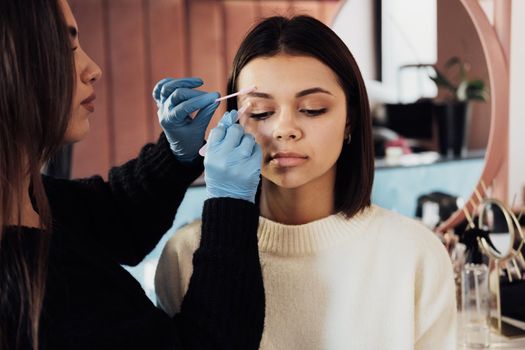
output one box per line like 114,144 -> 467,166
81,52 -> 102,84
272,113 -> 302,141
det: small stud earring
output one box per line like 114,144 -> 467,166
346,134 -> 352,144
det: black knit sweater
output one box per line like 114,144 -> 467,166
0,135 -> 264,349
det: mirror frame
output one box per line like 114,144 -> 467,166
434,0 -> 509,232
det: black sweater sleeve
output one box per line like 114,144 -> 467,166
172,198 -> 265,350
44,133 -> 203,266
36,134 -> 265,349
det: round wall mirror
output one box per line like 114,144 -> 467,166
70,0 -> 508,234
330,0 -> 509,230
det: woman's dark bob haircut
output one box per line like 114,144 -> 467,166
226,15 -> 374,218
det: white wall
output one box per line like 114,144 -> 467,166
331,0 -> 377,80
382,0 -> 437,103
331,0 -> 436,105
508,0 -> 525,206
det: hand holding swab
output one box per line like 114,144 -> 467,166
199,86 -> 256,157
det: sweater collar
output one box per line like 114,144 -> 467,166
257,205 -> 377,256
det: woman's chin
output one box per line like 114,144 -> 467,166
63,121 -> 90,144
264,174 -> 308,190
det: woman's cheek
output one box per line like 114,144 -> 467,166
243,120 -> 271,144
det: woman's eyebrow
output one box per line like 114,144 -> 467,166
243,87 -> 333,100
246,91 -> 273,99
296,87 -> 333,98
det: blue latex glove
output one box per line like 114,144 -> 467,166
152,77 -> 219,163
204,110 -> 262,203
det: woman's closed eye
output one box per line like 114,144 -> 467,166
249,108 -> 328,120
249,111 -> 274,120
300,108 -> 327,117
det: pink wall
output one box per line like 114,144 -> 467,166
437,0 -> 491,150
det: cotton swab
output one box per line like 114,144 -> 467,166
214,86 -> 257,102
198,86 -> 256,157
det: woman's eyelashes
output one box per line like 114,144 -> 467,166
300,108 -> 327,117
249,111 -> 274,120
249,108 -> 328,120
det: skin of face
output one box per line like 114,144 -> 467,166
237,54 -> 348,198
60,0 -> 102,143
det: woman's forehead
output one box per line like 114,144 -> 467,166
237,55 -> 342,95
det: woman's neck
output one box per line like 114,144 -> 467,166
7,176 -> 40,228
259,176 -> 335,225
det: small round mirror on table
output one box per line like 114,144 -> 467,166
477,199 -> 516,261
476,198 -> 525,337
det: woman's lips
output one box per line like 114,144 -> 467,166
270,152 -> 308,167
81,93 -> 96,112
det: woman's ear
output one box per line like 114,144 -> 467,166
344,119 -> 352,141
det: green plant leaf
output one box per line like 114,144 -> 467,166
466,79 -> 487,101
467,79 -> 485,90
466,88 -> 488,102
429,57 -> 487,103
430,68 -> 456,91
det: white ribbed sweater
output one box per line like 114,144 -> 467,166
155,205 -> 457,350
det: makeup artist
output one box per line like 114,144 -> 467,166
0,0 -> 264,349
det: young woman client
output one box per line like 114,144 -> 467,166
156,15 -> 457,350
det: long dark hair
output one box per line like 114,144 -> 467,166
227,16 -> 374,218
0,0 -> 74,348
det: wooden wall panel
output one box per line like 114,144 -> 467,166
189,1 -> 228,132
70,0 -> 111,178
259,1 -> 293,18
70,0 -> 344,179
146,0 -> 188,137
290,1 -> 322,18
107,0 -> 151,165
208,1 -> 259,132
188,2 -> 225,93
320,0 -> 345,24
223,1 -> 258,69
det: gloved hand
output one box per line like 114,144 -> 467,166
204,110 -> 262,203
152,77 -> 219,163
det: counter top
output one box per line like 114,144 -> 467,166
375,150 -> 485,169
